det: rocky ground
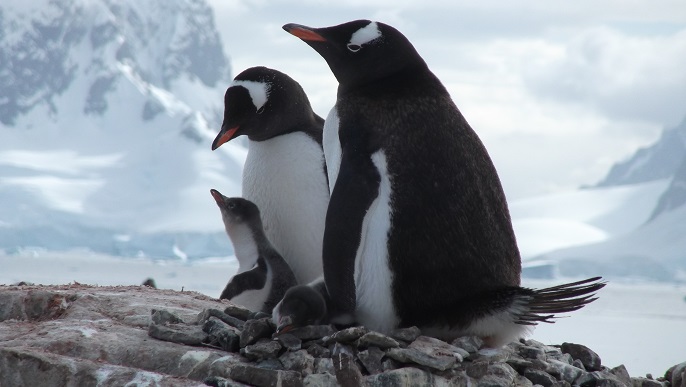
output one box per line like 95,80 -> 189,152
0,284 -> 684,387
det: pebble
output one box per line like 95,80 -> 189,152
561,342 -> 602,371
239,318 -> 274,348
240,339 -> 282,360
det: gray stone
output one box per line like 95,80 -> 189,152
575,371 -> 604,386
147,322 -> 207,346
275,333 -> 302,352
303,372 -> 338,387
314,357 -> 335,375
488,363 -> 518,384
561,342 -> 602,371
632,377 -> 666,387
666,361 -> 686,387
287,325 -> 335,341
574,359 -> 587,371
357,346 -> 385,374
524,368 -> 557,387
519,345 -> 546,360
386,347 -> 456,371
597,378 -> 628,387
514,374 -> 535,387
611,364 -> 632,386
333,353 -> 364,387
327,326 -> 368,343
224,304 -> 253,321
205,375 -> 252,387
331,342 -> 355,358
241,340 -> 283,360
197,308 -> 246,330
409,335 -> 467,362
382,358 -> 400,372
151,309 -> 183,325
552,382 -> 573,387
477,374 -> 514,387
451,370 -> 474,387
506,357 -> 535,373
279,350 -> 315,376
240,318 -> 274,348
389,326 -> 422,342
365,367 -> 453,387
548,359 -> 586,384
203,317 -> 240,352
229,364 -> 303,387
466,361 -> 490,379
251,311 -> 272,320
532,358 -> 562,378
452,336 -> 484,354
305,343 -> 330,358
256,358 -> 285,371
356,331 -> 400,349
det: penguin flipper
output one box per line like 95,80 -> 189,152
219,263 -> 267,300
511,277 -> 607,325
323,151 -> 381,319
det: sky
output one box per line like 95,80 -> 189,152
206,0 -> 686,200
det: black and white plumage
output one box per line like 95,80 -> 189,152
283,20 -> 605,346
210,189 -> 297,314
272,279 -> 328,334
212,67 -> 329,285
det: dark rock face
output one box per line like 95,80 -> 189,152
0,285 -> 682,387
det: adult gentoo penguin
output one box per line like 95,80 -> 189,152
211,67 -> 329,284
210,189 -> 297,313
283,20 -> 605,346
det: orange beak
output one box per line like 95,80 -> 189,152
283,24 -> 326,42
211,126 -> 239,150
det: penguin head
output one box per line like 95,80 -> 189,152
272,285 -> 327,334
209,189 -> 260,226
283,20 -> 427,93
212,66 -> 315,149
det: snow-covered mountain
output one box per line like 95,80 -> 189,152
0,0 -> 246,259
515,117 -> 686,282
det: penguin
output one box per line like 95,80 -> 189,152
272,279 -> 328,334
210,189 -> 297,314
211,66 -> 329,285
283,20 -> 606,346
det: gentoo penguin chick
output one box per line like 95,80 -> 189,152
272,281 -> 328,334
211,66 -> 329,285
283,20 -> 606,346
210,189 -> 297,314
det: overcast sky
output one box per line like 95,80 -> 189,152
207,0 -> 686,200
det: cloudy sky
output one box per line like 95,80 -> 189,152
207,0 -> 686,200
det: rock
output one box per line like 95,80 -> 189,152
303,372 -> 339,387
524,368 -> 558,387
304,343 -> 330,358
228,364 -> 303,387
275,333 -> 302,352
287,325 -> 335,341
240,318 -> 274,348
251,311 -> 272,320
611,364 -> 632,386
256,358 -> 285,371
241,340 -> 283,360
279,350 -> 315,376
386,347 -> 456,371
357,346 -> 385,374
331,342 -> 355,358
382,358 -> 399,372
409,335 -> 468,362
666,361 -> 686,387
575,371 -> 604,386
519,345 -> 546,360
197,308 -> 246,330
333,353 -> 364,387
561,342 -> 602,371
452,336 -> 483,354
574,359 -> 587,371
548,359 -> 586,384
596,378 -> 627,387
356,331 -> 400,349
466,361 -> 490,379
389,326 -> 422,343
514,374 -> 535,387
204,375 -> 251,386
148,322 -> 207,346
151,309 -> 183,325
632,377 -> 667,387
203,317 -> 240,352
507,358 -> 535,374
224,304 -> 253,321
365,367 -> 453,387
326,326 -> 368,343
314,358 -> 335,375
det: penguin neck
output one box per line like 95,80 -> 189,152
226,222 -> 262,272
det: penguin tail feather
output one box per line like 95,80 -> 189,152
512,276 -> 607,325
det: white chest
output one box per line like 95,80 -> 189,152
323,107 -> 342,194
241,133 -> 329,284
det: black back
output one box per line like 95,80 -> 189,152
286,21 -> 521,328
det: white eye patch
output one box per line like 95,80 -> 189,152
230,80 -> 270,111
348,21 -> 381,48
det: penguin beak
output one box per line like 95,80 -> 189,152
212,124 -> 240,150
283,24 -> 326,42
210,189 -> 224,205
276,315 -> 295,334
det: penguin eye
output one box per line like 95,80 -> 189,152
227,202 -> 236,209
347,44 -> 361,52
